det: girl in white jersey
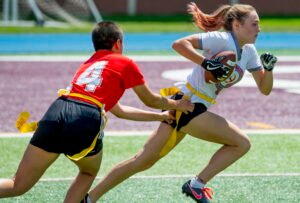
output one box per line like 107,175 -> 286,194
84,2 -> 277,203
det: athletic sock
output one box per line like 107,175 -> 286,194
80,193 -> 92,203
190,177 -> 205,189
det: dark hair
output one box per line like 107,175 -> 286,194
188,3 -> 256,32
92,21 -> 123,51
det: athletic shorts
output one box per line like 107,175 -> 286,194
163,93 -> 207,131
30,97 -> 103,158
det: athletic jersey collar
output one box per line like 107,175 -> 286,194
230,32 -> 242,61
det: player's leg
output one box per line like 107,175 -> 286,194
0,144 -> 59,197
89,122 -> 186,201
64,150 -> 102,203
182,111 -> 250,182
180,111 -> 250,202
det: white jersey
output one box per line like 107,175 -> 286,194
178,31 -> 262,108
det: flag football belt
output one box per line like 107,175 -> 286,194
58,89 -> 108,161
158,83 -> 215,157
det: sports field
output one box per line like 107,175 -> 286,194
0,54 -> 300,202
1,14 -> 300,203
0,132 -> 299,203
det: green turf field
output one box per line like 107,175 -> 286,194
0,133 -> 299,202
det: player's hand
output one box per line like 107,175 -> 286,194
160,110 -> 176,124
201,58 -> 231,81
260,52 -> 277,71
175,98 -> 194,114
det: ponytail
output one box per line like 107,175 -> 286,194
188,2 -> 256,32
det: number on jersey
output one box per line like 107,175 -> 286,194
76,61 -> 108,92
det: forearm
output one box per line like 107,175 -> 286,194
111,105 -> 166,121
145,94 -> 178,110
260,71 -> 273,95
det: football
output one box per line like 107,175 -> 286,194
204,50 -> 236,84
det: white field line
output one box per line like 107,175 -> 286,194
40,173 -> 300,182
0,55 -> 299,62
1,129 -> 300,138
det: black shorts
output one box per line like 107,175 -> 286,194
163,93 -> 207,131
30,97 -> 103,158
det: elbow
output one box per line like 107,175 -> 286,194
262,91 -> 271,96
260,88 -> 272,96
172,40 -> 182,52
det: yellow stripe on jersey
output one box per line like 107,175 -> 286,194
185,83 -> 216,104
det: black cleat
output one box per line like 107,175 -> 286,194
182,180 -> 213,203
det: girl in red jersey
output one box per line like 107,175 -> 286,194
85,3 -> 277,203
0,21 -> 193,202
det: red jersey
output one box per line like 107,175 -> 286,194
69,50 -> 145,111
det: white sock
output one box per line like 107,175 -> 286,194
190,177 -> 205,188
87,195 -> 92,203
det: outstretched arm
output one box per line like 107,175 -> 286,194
110,102 -> 175,122
132,83 -> 194,114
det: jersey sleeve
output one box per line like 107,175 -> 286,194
199,31 -> 228,55
245,44 -> 263,73
122,60 -> 145,89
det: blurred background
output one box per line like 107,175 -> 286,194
0,0 -> 300,55
0,0 -> 300,132
1,0 -> 300,25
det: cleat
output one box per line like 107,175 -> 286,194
182,180 -> 213,203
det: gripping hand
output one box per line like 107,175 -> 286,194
201,58 -> 231,81
260,53 -> 277,71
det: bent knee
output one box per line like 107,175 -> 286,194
8,182 -> 31,196
237,136 -> 251,154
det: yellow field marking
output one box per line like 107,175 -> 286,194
246,122 -> 275,129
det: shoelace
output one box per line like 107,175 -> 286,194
202,187 -> 214,200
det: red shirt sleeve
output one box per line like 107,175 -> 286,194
122,60 -> 145,89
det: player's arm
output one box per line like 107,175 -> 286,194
172,34 -> 231,81
133,83 -> 194,114
109,102 -> 175,122
172,34 -> 204,64
252,53 -> 277,95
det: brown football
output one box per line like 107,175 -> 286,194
205,50 -> 236,84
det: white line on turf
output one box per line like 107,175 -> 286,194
39,173 -> 300,182
1,129 -> 300,138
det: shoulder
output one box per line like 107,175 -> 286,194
201,31 -> 230,40
110,53 -> 131,61
243,44 -> 256,50
200,32 -> 231,54
242,44 -> 259,59
243,44 -> 258,53
200,31 -> 230,47
109,53 -> 138,66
